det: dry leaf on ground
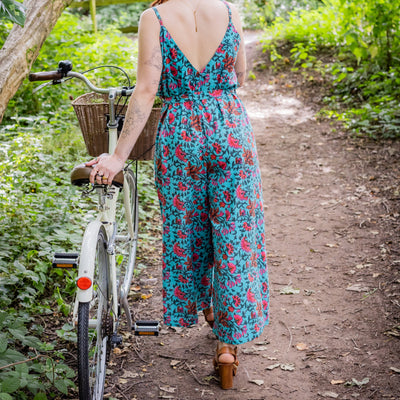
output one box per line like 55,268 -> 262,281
319,391 -> 339,398
266,363 -> 281,370
346,284 -> 369,292
249,379 -> 264,386
160,386 -> 176,394
330,379 -> 345,385
296,342 -> 309,351
280,286 -> 300,295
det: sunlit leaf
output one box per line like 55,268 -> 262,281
0,0 -> 25,26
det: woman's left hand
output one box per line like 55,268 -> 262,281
86,153 -> 125,185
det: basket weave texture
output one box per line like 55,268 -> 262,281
72,92 -> 161,161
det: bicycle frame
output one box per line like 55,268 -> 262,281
72,88 -> 136,331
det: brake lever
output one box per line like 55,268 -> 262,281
32,81 -> 54,94
32,77 -> 71,94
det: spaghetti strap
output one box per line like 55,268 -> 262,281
221,0 -> 232,21
152,7 -> 163,25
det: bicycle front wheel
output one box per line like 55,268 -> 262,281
77,226 -> 111,400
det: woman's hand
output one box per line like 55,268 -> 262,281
86,153 -> 125,185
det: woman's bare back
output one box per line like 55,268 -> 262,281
155,0 -> 239,73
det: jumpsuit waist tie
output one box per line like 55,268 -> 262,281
161,88 -> 237,106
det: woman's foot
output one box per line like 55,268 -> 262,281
203,307 -> 214,328
213,341 -> 239,389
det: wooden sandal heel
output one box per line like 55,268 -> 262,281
203,307 -> 214,329
213,344 -> 239,390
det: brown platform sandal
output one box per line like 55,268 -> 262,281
203,307 -> 214,328
213,343 -> 239,390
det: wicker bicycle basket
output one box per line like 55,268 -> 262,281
72,92 -> 161,161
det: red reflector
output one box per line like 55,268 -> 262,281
77,277 -> 92,290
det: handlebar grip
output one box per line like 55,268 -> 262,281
29,71 -> 63,82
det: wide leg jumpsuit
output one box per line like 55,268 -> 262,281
152,2 -> 269,345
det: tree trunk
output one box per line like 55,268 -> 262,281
0,0 -> 72,123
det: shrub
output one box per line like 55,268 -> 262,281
260,0 -> 400,139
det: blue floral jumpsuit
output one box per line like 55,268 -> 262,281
152,1 -> 269,345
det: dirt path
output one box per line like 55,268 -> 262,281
105,34 -> 400,400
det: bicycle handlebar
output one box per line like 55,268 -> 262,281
29,61 -> 135,96
29,71 -> 63,82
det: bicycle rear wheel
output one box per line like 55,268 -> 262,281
77,226 -> 111,400
115,167 -> 139,329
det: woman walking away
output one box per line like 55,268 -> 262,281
87,0 -> 269,390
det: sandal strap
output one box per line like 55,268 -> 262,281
217,345 -> 238,360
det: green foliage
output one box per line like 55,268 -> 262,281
4,10 -> 138,121
237,0 -> 275,29
260,0 -> 400,139
0,110 -> 160,397
0,311 -> 75,399
323,64 -> 400,138
0,6 -> 159,399
0,116 -> 86,398
236,0 -> 321,29
0,19 -> 11,47
261,5 -> 338,52
0,0 -> 25,27
95,3 -> 148,30
332,0 -> 400,69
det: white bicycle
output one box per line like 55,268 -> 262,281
29,61 -> 160,400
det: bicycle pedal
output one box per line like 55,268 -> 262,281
52,252 -> 79,268
133,320 -> 160,336
111,333 -> 123,347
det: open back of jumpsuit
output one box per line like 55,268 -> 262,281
152,2 -> 269,345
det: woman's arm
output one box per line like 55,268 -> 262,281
229,2 -> 246,86
88,9 -> 162,185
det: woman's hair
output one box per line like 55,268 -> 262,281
151,0 -> 169,5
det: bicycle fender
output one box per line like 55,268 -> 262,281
76,220 -> 106,303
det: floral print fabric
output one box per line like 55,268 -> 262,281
152,2 -> 269,345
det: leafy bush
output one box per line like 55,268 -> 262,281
0,311 -> 75,399
0,117 -> 87,399
235,0 -> 321,29
260,0 -> 400,139
95,3 -> 148,30
236,0 -> 275,29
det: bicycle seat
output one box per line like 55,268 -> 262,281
71,164 -> 124,187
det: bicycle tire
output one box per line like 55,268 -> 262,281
115,168 -> 139,326
77,226 -> 111,400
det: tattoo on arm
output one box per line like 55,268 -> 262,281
120,102 -> 146,139
144,46 -> 162,70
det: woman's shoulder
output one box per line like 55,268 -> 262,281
139,7 -> 159,24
